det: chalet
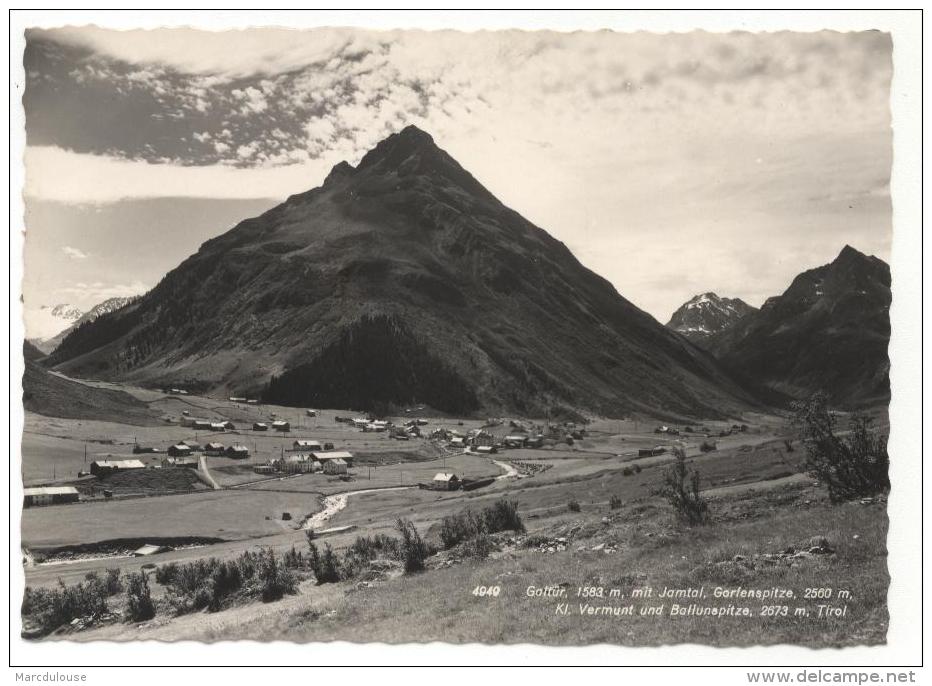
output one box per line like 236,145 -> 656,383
167,444 -> 193,458
225,444 -> 250,459
222,421 -> 236,430
292,440 -> 322,452
450,436 -> 466,448
204,442 -> 225,457
364,421 -> 388,432
432,473 -> 460,491
192,420 -> 212,431
90,459 -> 146,477
323,458 -> 348,475
210,422 -> 227,432
475,445 -> 497,454
181,441 -> 204,453
272,421 -> 291,432
253,422 -> 269,431
503,434 -> 529,448
351,418 -> 369,429
23,486 -> 80,507
132,445 -> 160,454
306,409 -> 317,417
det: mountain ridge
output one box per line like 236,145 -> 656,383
706,245 -> 890,406
48,125 -> 761,419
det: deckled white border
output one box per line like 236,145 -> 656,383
6,8 -> 923,674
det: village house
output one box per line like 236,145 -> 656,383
225,444 -> 250,459
23,486 -> 80,507
167,444 -> 193,458
252,422 -> 268,431
210,422 -> 228,432
475,445 -> 497,454
181,441 -> 204,452
292,439 -> 322,452
253,464 -> 275,475
272,420 -> 291,432
90,459 -> 146,477
191,420 -> 212,431
432,473 -> 460,491
204,442 -> 225,457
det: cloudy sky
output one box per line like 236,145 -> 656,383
22,26 -> 892,339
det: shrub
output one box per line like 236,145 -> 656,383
439,500 -> 523,550
342,534 -> 401,577
622,467 -> 633,476
654,447 -> 709,525
124,572 -> 155,622
257,548 -> 297,602
783,439 -> 794,453
283,545 -> 305,569
482,499 -> 524,534
307,542 -> 342,584
155,562 -> 178,585
792,392 -> 889,503
104,568 -> 123,595
699,441 -> 717,453
567,499 -> 581,513
633,464 -> 642,474
609,495 -> 623,510
396,518 -> 429,573
22,576 -> 110,636
459,532 -> 496,559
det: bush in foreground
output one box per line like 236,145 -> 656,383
792,392 -> 889,503
22,576 -> 109,636
654,447 -> 709,526
124,572 -> 155,622
396,518 -> 429,573
307,542 -> 342,584
438,500 -> 524,550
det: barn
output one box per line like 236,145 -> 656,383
23,486 -> 80,507
272,421 -> 291,432
323,458 -> 348,475
90,459 -> 146,477
293,439 -> 322,452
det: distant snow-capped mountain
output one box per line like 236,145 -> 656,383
666,292 -> 757,343
25,303 -> 84,343
30,297 -> 137,355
